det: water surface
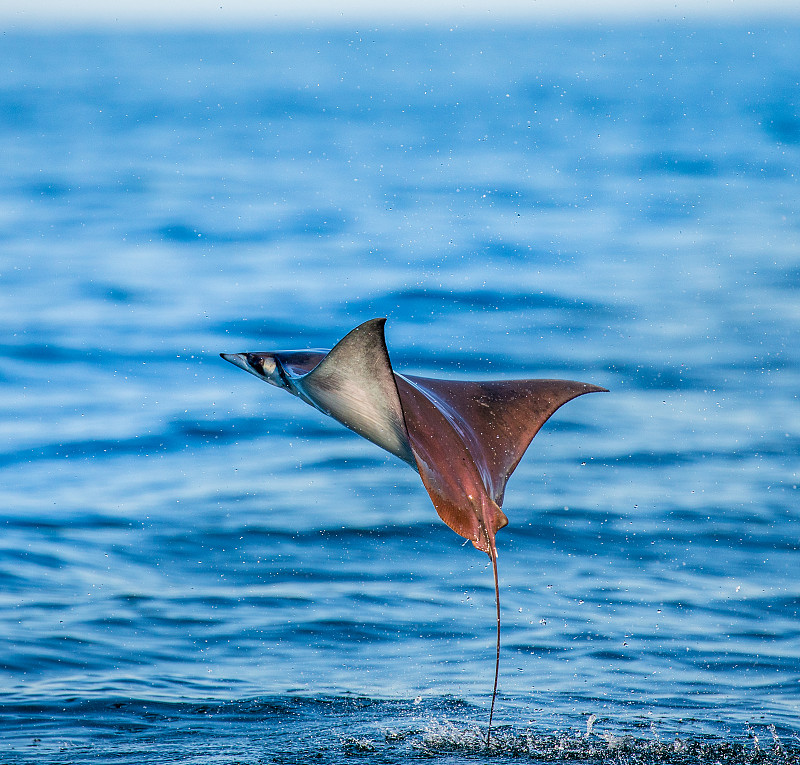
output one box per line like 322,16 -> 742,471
0,23 -> 798,763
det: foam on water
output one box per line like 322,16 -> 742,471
2,696 -> 799,763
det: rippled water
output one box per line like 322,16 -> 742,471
1,23 -> 798,763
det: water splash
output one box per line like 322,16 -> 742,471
412,718 -> 800,763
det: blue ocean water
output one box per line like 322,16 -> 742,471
0,22 -> 798,763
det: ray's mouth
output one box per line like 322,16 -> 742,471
219,352 -> 252,374
220,352 -> 287,387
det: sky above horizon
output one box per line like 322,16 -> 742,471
3,0 -> 800,28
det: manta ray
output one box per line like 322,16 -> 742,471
221,317 -> 606,746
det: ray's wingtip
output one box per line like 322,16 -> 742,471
580,381 -> 609,394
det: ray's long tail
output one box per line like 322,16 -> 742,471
487,543 -> 500,748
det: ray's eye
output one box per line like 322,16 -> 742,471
261,356 -> 278,376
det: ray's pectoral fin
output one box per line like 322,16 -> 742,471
403,376 -> 608,508
395,374 -> 607,555
293,318 -> 416,466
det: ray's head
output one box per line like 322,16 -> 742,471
219,352 -> 289,389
